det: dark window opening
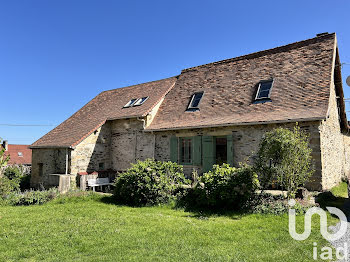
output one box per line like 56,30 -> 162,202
180,138 -> 192,164
98,163 -> 105,170
187,92 -> 204,110
255,80 -> 273,100
38,163 -> 43,177
215,137 -> 227,165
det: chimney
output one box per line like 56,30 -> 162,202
2,140 -> 8,151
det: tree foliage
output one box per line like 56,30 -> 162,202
113,159 -> 189,206
254,125 -> 314,198
0,138 -> 10,171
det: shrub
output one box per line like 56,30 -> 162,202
2,188 -> 59,206
254,125 -> 314,199
113,159 -> 189,206
248,193 -> 312,215
179,164 -> 259,210
3,165 -> 31,191
0,175 -> 20,197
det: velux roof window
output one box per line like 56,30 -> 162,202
255,79 -> 273,100
123,96 -> 149,108
187,92 -> 204,111
124,99 -> 137,108
133,97 -> 149,106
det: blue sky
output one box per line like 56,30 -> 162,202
1,0 -> 350,145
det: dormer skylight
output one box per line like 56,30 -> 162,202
187,92 -> 204,111
123,99 -> 137,108
133,96 -> 149,106
255,79 -> 273,100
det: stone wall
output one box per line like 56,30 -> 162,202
31,148 -> 70,188
153,121 -> 324,190
70,122 -> 111,174
111,119 -> 155,171
343,134 -> 350,179
319,80 -> 346,190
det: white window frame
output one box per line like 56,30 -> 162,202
133,96 -> 149,106
123,98 -> 137,108
187,92 -> 204,110
255,79 -> 274,100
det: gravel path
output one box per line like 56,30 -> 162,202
329,200 -> 350,261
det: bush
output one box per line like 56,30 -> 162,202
179,164 -> 259,210
248,193 -> 312,215
113,159 -> 189,206
3,165 -> 31,191
254,125 -> 314,199
0,175 -> 20,197
1,188 -> 59,206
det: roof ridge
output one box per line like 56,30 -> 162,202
182,33 -> 336,72
100,75 -> 178,94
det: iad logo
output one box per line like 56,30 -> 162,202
288,199 -> 348,260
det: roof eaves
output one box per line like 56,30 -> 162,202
145,116 -> 326,132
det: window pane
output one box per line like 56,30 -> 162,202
124,99 -> 137,107
191,93 -> 203,108
188,92 -> 204,109
134,97 -> 148,106
257,81 -> 273,99
180,138 -> 192,163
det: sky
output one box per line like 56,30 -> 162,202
1,0 -> 350,145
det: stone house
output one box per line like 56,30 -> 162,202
30,33 -> 350,191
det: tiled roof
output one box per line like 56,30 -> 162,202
4,145 -> 32,165
31,77 -> 177,148
147,33 -> 337,131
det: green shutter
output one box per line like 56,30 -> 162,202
202,136 -> 215,173
227,134 -> 234,166
192,136 -> 202,166
170,136 -> 178,163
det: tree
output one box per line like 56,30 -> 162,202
0,138 -> 10,172
254,125 -> 314,199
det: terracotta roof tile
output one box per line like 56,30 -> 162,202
147,33 -> 336,131
4,145 -> 32,165
31,77 -> 177,148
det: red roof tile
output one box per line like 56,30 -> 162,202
4,145 -> 32,165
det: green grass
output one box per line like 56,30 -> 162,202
330,182 -> 348,198
0,194 -> 337,262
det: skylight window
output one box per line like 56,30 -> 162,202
255,80 -> 273,100
18,152 -> 23,157
187,92 -> 204,110
123,99 -> 137,108
133,96 -> 149,106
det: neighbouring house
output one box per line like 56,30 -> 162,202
30,33 -> 350,191
1,140 -> 32,173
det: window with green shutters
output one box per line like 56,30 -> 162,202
170,136 -> 202,165
169,134 -> 232,170
180,137 -> 192,164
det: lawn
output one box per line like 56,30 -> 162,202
0,193 -> 339,262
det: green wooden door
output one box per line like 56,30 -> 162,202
202,136 -> 215,172
192,136 -> 202,166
